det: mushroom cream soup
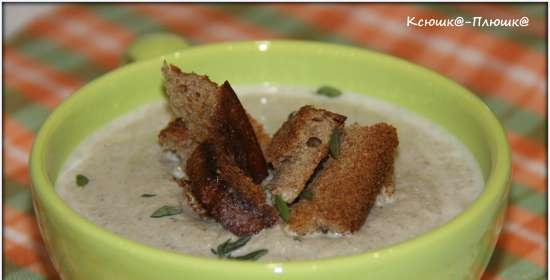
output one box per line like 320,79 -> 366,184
56,85 -> 483,261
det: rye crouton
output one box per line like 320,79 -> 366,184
287,123 -> 398,235
159,115 -> 270,171
265,106 -> 346,203
185,141 -> 277,236
161,63 -> 268,183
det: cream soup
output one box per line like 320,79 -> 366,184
56,86 -> 484,261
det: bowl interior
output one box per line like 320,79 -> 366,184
31,40 -> 510,272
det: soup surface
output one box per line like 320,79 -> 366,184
56,85 -> 484,261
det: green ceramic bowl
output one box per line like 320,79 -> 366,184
30,40 -> 511,280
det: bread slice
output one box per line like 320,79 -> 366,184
161,63 -> 268,183
162,63 -> 218,141
287,123 -> 398,236
265,105 -> 346,203
159,116 -> 270,171
158,118 -> 195,170
185,141 -> 277,236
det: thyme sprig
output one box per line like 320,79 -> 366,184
211,236 -> 268,261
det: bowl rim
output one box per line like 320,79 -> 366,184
30,39 -> 511,271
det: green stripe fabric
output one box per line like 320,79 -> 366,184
5,88 -> 32,114
514,3 -> 547,19
485,247 -> 524,276
3,269 -> 46,280
527,122 -> 547,145
2,260 -> 22,277
5,190 -> 33,212
486,247 -> 547,280
88,4 -> 168,35
499,259 -> 547,279
11,36 -> 106,81
11,104 -> 51,132
483,96 -> 546,145
215,5 -> 351,44
509,182 -> 547,216
4,180 -> 30,198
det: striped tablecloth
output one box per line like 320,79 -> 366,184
4,4 -> 547,280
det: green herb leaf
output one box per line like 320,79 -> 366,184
141,193 -> 157,198
329,128 -> 342,159
215,238 -> 231,259
214,238 -> 231,258
275,195 -> 290,222
76,174 -> 89,187
229,249 -> 269,261
211,236 -> 268,261
316,86 -> 342,98
223,236 -> 252,254
293,236 -> 302,242
150,205 -> 182,218
301,189 -> 314,200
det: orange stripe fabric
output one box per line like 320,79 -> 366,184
511,165 -> 546,193
131,4 -> 277,43
25,5 -> 135,69
4,116 -> 35,184
3,241 -> 58,277
5,46 -> 83,87
508,132 -> 546,165
4,207 -> 46,245
3,207 -> 58,278
498,231 -> 546,267
4,48 -> 83,109
186,5 -> 279,39
506,205 -> 546,237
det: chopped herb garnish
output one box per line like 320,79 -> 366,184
217,236 -> 251,257
329,128 -> 342,159
150,205 -> 182,218
316,86 -> 342,98
229,249 -> 268,261
76,174 -> 89,187
274,195 -> 290,222
211,236 -> 268,261
293,236 -> 302,242
301,189 -> 314,200
141,193 -> 157,198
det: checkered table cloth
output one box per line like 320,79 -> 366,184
3,4 -> 547,280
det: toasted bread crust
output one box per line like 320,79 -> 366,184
214,82 -> 268,183
287,123 -> 398,235
162,63 -> 219,141
185,142 -> 277,236
176,179 -> 207,217
161,63 -> 268,183
266,106 -> 346,203
158,118 -> 197,169
159,115 -> 271,167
